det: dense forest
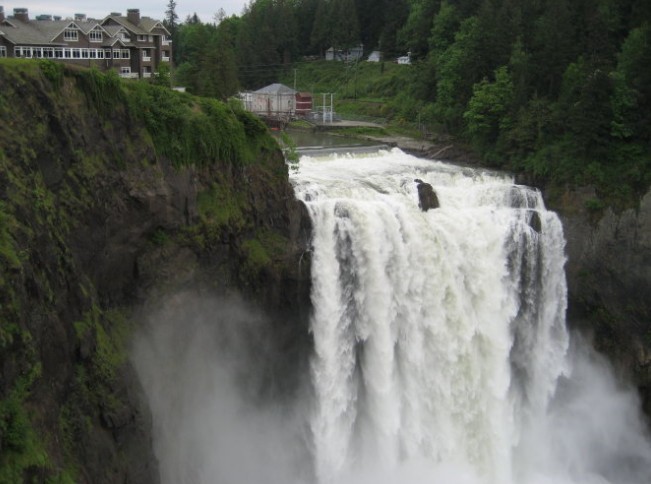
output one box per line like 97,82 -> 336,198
165,0 -> 651,206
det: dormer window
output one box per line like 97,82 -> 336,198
119,32 -> 131,42
89,29 -> 102,42
64,28 -> 78,41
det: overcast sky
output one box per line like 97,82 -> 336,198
3,1 -> 250,24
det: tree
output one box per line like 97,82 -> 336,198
611,23 -> 651,142
397,0 -> 441,58
214,8 -> 227,24
433,16 -> 484,131
330,0 -> 360,48
464,65 -> 514,155
311,0 -> 334,53
164,0 -> 179,36
185,13 -> 201,24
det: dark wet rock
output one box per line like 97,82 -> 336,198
528,210 -> 542,233
416,181 -> 439,211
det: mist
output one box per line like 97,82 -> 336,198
515,335 -> 651,484
131,291 -> 651,484
132,291 -> 312,484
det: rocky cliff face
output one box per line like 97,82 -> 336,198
555,187 -> 651,416
0,61 -> 311,482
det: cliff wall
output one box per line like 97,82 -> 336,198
0,60 -> 311,482
555,187 -> 651,416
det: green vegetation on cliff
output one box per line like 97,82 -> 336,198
0,59 -> 293,483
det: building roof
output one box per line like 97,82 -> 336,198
0,8 -> 167,49
0,16 -> 128,46
102,15 -> 169,36
0,18 -> 48,44
254,83 -> 296,95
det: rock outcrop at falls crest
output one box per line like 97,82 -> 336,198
0,61 -> 311,482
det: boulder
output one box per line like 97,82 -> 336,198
415,180 -> 439,211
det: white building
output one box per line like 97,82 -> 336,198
367,50 -> 381,62
243,83 -> 297,118
325,44 -> 364,62
397,52 -> 411,65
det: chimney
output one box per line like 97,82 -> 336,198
0,6 -> 5,23
13,7 -> 28,22
127,8 -> 140,25
110,12 -> 121,17
74,13 -> 86,22
54,15 -> 61,21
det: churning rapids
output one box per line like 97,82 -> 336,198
134,147 -> 651,484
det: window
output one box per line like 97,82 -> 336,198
142,49 -> 151,60
55,48 -> 64,58
119,32 -> 130,42
63,48 -> 72,59
105,49 -> 112,58
113,49 -> 120,59
72,48 -> 81,59
121,67 -> 131,73
137,34 -> 148,42
161,50 -> 170,61
81,49 -> 90,59
89,30 -> 102,42
64,29 -> 78,41
0,46 -> 6,58
121,49 -> 130,59
43,47 -> 54,58
15,47 -> 35,58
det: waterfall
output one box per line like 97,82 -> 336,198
133,147 -> 651,484
290,148 -> 651,484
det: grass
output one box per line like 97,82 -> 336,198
0,362 -> 49,483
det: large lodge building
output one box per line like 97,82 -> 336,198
0,6 -> 172,79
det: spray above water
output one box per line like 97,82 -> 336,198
133,148 -> 651,484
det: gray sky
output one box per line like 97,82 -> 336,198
3,1 -> 250,24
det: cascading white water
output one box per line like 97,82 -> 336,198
290,148 -> 651,484
133,146 -> 651,484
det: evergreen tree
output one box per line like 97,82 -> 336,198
330,0 -> 361,48
398,0 -> 441,58
164,0 -> 179,36
310,0 -> 334,53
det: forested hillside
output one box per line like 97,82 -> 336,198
168,0 -> 651,207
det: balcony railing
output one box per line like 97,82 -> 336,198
161,55 -> 170,62
119,72 -> 139,79
143,55 -> 151,62
143,72 -> 152,78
